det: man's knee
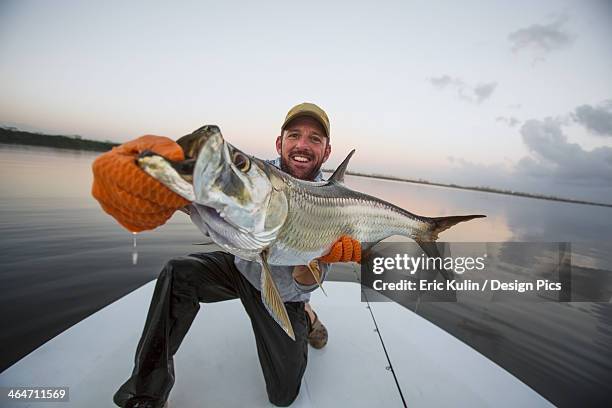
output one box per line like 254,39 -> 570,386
268,386 -> 300,407
266,368 -> 304,407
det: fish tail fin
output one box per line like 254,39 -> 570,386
429,214 -> 486,241
414,239 -> 453,281
414,214 -> 485,280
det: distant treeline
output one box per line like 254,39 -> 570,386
2,126 -> 610,208
0,127 -> 118,152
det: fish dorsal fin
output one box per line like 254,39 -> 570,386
328,149 -> 356,183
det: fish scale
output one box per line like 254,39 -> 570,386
270,181 -> 429,263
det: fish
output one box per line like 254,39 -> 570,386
137,125 -> 485,340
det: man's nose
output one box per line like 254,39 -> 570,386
295,135 -> 311,150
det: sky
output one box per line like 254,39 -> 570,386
1,0 -> 611,202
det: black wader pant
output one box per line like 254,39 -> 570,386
113,251 -> 309,407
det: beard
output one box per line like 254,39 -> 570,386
280,149 -> 324,181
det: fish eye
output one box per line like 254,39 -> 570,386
232,151 -> 251,172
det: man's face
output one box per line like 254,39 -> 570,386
276,116 -> 331,181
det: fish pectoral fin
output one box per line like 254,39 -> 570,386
259,251 -> 295,341
307,260 -> 327,297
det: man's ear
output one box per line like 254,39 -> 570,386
275,135 -> 282,155
322,141 -> 331,163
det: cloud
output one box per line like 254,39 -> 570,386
508,16 -> 575,62
572,100 -> 612,137
428,75 -> 497,104
428,75 -> 463,89
516,118 -> 612,185
496,116 -> 521,127
444,116 -> 612,203
473,82 -> 498,103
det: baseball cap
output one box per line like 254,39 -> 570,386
281,102 -> 330,138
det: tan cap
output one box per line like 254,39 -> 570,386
281,102 -> 330,138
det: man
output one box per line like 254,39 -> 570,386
94,103 -> 360,407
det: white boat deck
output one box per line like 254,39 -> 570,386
1,276 -> 552,407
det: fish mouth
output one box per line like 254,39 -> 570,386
136,151 -> 196,201
136,149 -> 233,211
177,125 -> 221,160
139,150 -> 196,179
136,124 -> 223,187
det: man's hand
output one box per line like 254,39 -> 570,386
293,265 -> 316,286
293,236 -> 361,287
319,235 -> 361,264
91,135 -> 191,232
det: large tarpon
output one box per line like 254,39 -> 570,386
137,125 -> 485,339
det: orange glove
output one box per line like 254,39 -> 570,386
91,135 -> 191,232
319,235 -> 362,264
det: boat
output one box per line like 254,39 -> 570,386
0,254 -> 552,407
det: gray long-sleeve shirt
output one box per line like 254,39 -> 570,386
187,157 -> 329,302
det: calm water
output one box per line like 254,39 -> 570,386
1,144 -> 611,406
